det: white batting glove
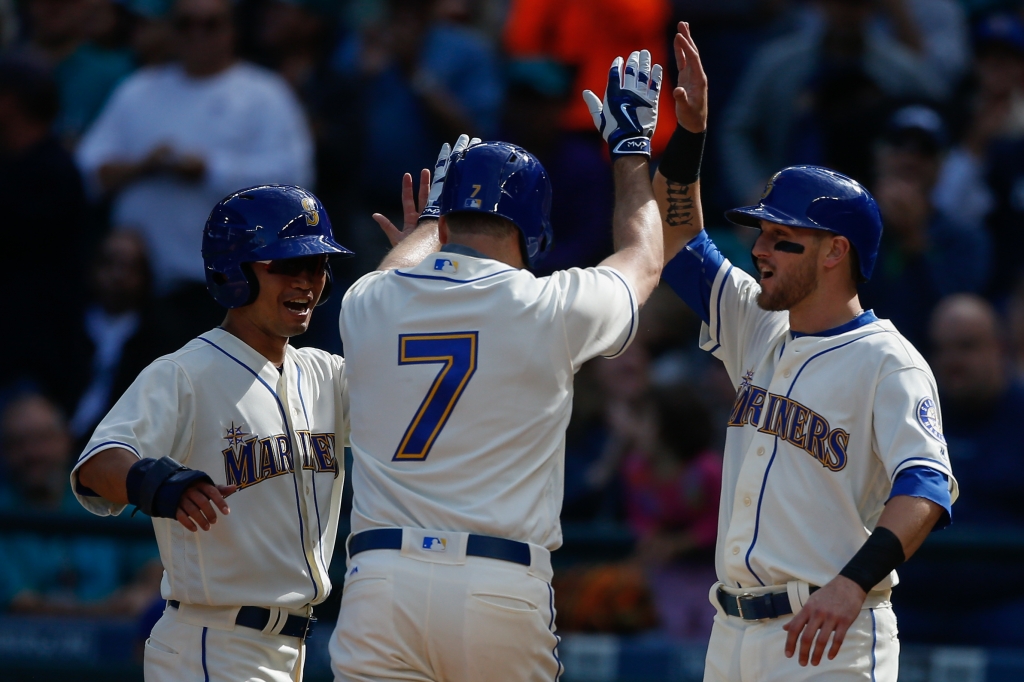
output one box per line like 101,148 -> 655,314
582,50 -> 662,161
418,134 -> 482,222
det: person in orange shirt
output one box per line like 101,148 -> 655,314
504,0 -> 675,156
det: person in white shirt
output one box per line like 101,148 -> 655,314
76,0 -> 313,302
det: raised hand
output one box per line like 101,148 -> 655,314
582,49 -> 663,161
672,22 -> 708,133
373,134 -> 481,246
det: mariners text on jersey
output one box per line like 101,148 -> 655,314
222,428 -> 339,490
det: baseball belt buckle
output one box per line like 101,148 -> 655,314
736,593 -> 755,619
302,615 -> 317,640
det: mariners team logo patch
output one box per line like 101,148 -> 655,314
224,422 -> 249,445
916,397 -> 946,445
423,537 -> 447,552
761,172 -> 779,200
301,196 -> 319,226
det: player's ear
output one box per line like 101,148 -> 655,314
822,235 -> 851,273
437,216 -> 450,245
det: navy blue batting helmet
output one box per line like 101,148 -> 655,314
438,141 -> 553,266
725,166 -> 883,281
202,185 -> 353,308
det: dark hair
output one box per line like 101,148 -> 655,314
652,386 -> 713,462
444,211 -> 520,240
0,58 -> 59,125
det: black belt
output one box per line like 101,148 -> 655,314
349,528 -> 532,566
167,600 -> 316,640
717,586 -> 819,621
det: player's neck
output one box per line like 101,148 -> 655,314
788,286 -> 864,336
220,313 -> 289,367
442,234 -> 526,269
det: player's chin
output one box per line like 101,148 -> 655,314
278,303 -> 314,335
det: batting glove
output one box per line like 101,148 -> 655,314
582,50 -> 662,162
419,133 -> 482,223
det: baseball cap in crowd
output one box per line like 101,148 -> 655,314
974,13 -> 1024,56
884,105 -> 948,155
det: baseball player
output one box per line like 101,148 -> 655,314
329,50 -> 670,681
655,23 -> 957,681
70,185 -> 352,682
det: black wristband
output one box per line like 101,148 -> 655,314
126,456 -> 214,518
838,526 -> 906,593
656,124 -> 706,185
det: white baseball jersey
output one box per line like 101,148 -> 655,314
71,327 -> 348,610
338,246 -> 638,550
663,231 -> 958,591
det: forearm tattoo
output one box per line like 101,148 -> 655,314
665,181 -> 695,227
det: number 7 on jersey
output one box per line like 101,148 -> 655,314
393,332 -> 479,461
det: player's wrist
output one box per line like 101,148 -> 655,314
837,526 -> 905,594
609,135 -> 652,162
126,457 -> 214,518
657,124 -> 706,185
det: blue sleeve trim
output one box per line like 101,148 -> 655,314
661,231 -> 728,325
889,466 -> 952,531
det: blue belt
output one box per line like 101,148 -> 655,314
349,528 -> 532,566
167,600 -> 316,640
716,586 -> 819,620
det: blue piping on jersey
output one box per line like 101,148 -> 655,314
779,342 -> 785,360
714,265 -> 734,348
547,583 -> 563,681
890,456 -> 952,480
870,609 -> 877,682
201,626 -> 209,682
709,344 -> 721,354
393,269 -> 515,284
295,364 -> 328,581
604,269 -> 636,358
77,439 -> 140,463
198,336 -> 319,601
743,331 -> 885,585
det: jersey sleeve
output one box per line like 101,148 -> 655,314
890,467 -> 952,530
70,358 -> 196,516
872,367 -> 959,506
662,230 -> 788,384
334,353 -> 351,449
552,265 -> 639,369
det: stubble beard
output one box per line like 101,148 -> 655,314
756,257 -> 820,312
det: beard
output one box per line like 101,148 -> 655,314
756,255 -> 819,311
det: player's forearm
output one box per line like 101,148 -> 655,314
654,171 -> 704,263
76,447 -> 138,505
603,156 -> 662,304
378,221 -> 441,271
875,494 -> 945,560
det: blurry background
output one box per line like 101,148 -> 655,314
0,0 -> 1022,679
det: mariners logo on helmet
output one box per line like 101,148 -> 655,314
301,196 -> 320,226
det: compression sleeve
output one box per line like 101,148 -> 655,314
889,466 -> 952,531
661,230 -> 727,325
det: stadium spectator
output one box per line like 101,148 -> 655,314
968,14 -> 1024,298
868,0 -> 969,94
0,392 -> 160,616
896,294 -> 1024,647
328,0 -> 502,270
34,231 -> 173,444
860,106 -> 992,349
622,386 -> 721,642
76,0 -> 314,345
0,58 -> 85,393
18,0 -> 135,145
720,0 -> 946,205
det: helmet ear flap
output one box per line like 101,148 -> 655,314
316,263 -> 334,307
240,262 -> 260,306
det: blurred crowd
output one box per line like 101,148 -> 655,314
0,0 -> 1023,653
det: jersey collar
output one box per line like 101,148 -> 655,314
790,309 -> 879,339
439,243 -> 491,260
